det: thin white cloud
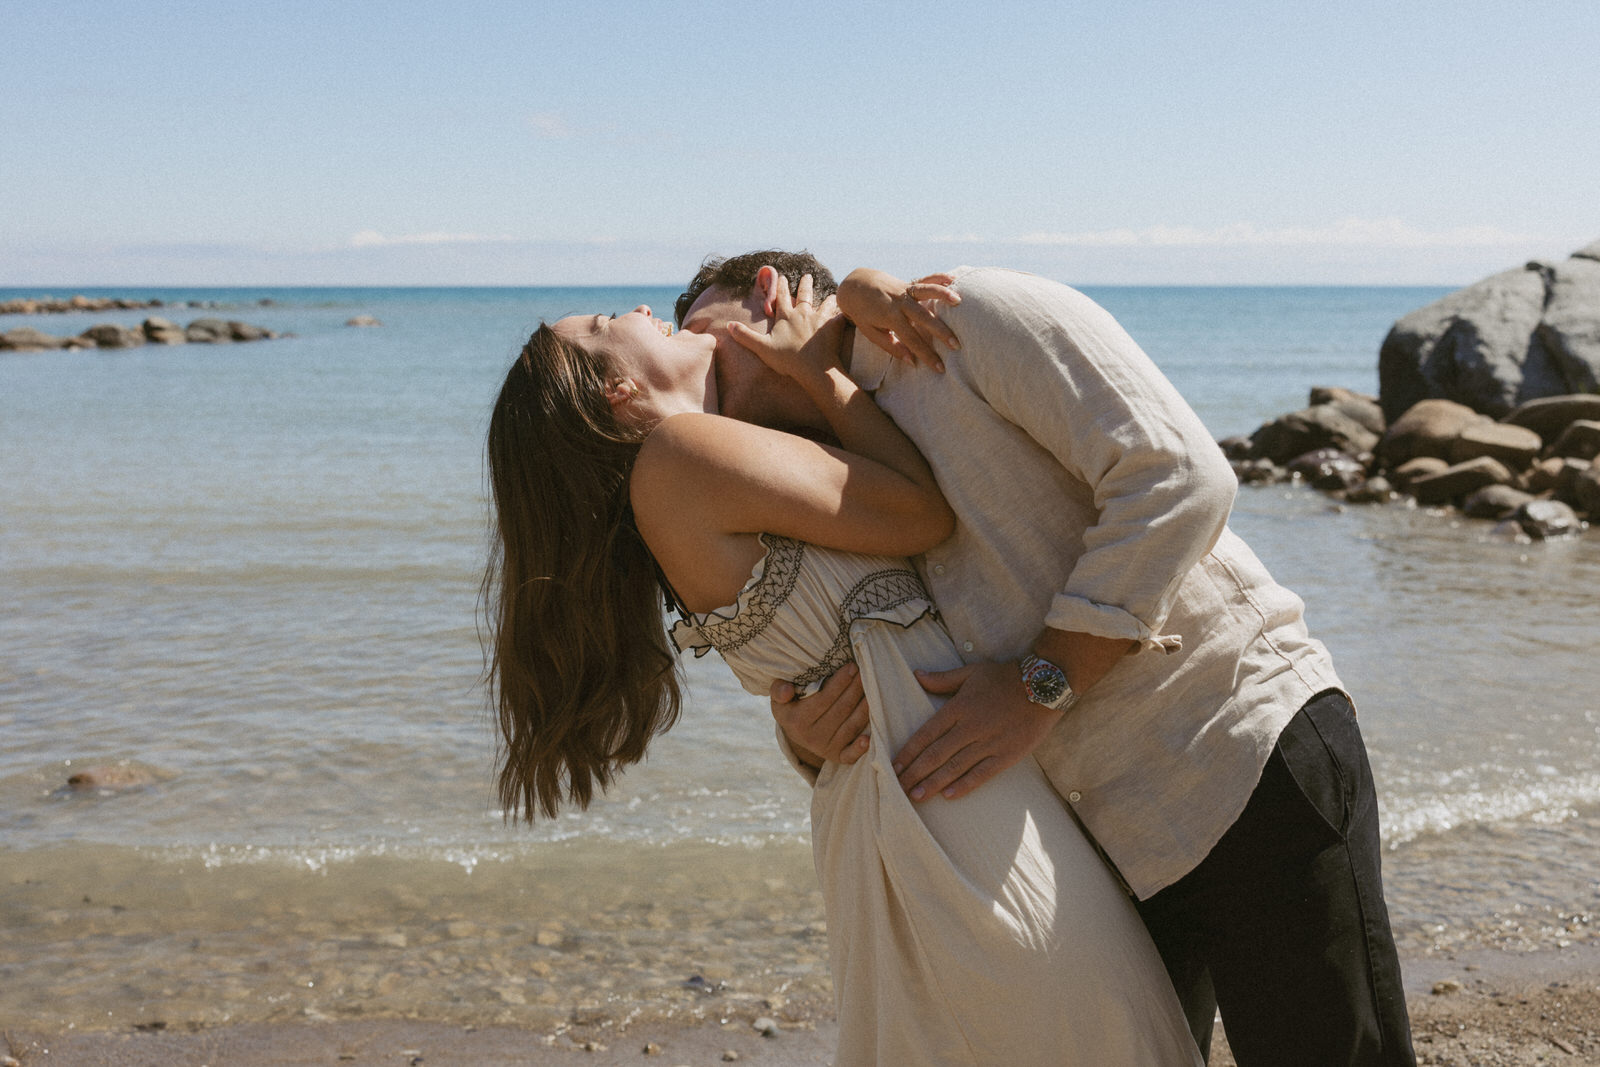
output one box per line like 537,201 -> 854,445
349,230 -> 516,248
1016,219 -> 1544,249
527,111 -> 575,138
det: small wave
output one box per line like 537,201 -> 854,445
1382,770 -> 1600,846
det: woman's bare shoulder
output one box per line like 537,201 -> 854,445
635,412 -> 796,484
631,414 -> 743,516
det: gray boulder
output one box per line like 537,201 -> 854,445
1378,238 -> 1600,421
1538,241 -> 1600,395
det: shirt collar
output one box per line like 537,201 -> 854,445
846,327 -> 894,392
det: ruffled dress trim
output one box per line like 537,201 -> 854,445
669,533 -> 804,658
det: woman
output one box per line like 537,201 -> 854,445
482,273 -> 1201,1065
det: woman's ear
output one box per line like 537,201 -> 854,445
603,378 -> 637,410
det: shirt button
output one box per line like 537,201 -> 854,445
961,641 -> 974,653
932,564 -> 946,576
1068,791 -> 1082,803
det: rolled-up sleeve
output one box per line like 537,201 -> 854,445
944,269 -> 1236,652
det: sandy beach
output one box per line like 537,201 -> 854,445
6,943 -> 1598,1066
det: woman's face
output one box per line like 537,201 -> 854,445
551,305 -> 717,420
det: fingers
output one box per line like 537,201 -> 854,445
795,272 -> 813,307
892,712 -> 978,800
935,755 -> 1001,801
770,679 -> 796,706
914,665 -> 971,695
901,287 -> 961,353
772,663 -> 873,765
825,715 -> 870,764
837,731 -> 871,766
725,319 -> 771,356
858,323 -> 903,362
893,296 -> 945,372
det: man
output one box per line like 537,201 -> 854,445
676,250 -> 1415,1066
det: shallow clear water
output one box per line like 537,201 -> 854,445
2,283 -> 1596,1032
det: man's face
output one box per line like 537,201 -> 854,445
680,284 -> 824,433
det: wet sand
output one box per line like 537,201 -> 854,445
9,944 -> 1600,1066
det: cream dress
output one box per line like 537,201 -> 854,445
671,535 -> 1201,1066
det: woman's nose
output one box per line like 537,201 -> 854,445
633,304 -> 652,317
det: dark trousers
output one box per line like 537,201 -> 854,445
1135,690 -> 1416,1066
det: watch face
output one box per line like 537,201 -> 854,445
1024,658 -> 1068,705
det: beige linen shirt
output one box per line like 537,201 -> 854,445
848,266 -> 1344,899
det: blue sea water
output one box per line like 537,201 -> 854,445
2,283 -> 1597,1031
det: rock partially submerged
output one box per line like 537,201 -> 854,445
62,761 -> 173,794
1378,238 -> 1600,422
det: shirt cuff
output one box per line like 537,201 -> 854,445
1044,594 -> 1183,654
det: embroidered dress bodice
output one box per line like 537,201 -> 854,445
670,534 -> 937,696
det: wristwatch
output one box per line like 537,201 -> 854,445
1019,653 -> 1078,712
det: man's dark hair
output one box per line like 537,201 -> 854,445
674,249 -> 838,326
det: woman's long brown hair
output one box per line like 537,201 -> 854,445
482,324 -> 682,820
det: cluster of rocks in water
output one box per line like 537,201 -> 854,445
1,316 -> 281,351
0,294 -> 276,315
1223,391 -> 1600,540
1224,238 -> 1600,542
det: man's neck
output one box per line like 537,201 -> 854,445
836,318 -> 855,374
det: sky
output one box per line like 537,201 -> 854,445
4,0 -> 1598,286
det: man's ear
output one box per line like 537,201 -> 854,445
754,265 -> 783,318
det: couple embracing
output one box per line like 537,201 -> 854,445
483,251 -> 1416,1065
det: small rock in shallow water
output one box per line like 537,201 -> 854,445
753,1016 -> 779,1036
1515,499 -> 1582,540
65,762 -> 168,792
1432,979 -> 1463,995
1345,476 -> 1398,505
